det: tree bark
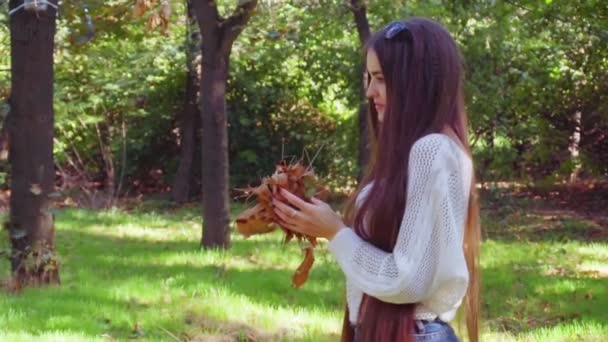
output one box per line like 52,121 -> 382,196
350,0 -> 371,180
172,0 -> 201,203
7,0 -> 59,289
193,0 -> 257,249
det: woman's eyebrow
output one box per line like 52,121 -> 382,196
368,70 -> 383,77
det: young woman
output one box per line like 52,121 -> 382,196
272,17 -> 480,342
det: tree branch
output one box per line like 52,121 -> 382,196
349,0 -> 370,45
193,0 -> 220,56
219,0 -> 258,57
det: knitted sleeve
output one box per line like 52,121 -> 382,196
329,134 -> 470,307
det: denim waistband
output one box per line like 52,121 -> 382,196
353,319 -> 458,342
413,319 -> 458,341
414,318 -> 443,334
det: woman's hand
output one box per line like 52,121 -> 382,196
272,188 -> 347,240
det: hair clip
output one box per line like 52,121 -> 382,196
384,21 -> 409,40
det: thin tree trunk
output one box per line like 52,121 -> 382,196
193,0 -> 257,249
569,110 -> 582,183
173,0 -> 201,203
95,122 -> 115,207
115,119 -> 127,198
7,0 -> 59,289
485,117 -> 496,181
350,0 -> 371,180
172,74 -> 198,202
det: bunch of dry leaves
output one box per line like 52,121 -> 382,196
235,159 -> 329,288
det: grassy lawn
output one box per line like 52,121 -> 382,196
1,192 -> 607,341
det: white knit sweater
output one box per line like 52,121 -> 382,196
328,133 -> 473,325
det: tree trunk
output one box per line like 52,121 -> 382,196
193,0 -> 257,249
350,0 -> 371,180
485,117 -> 496,180
172,72 -> 199,202
569,110 -> 582,183
200,56 -> 230,248
96,122 -> 115,208
7,0 -> 59,289
172,0 -> 201,203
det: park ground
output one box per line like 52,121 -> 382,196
1,180 -> 607,341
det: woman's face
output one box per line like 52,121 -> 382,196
366,49 -> 387,123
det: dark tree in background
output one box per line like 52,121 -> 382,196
193,0 -> 258,249
350,0 -> 371,180
6,0 -> 59,289
172,0 -> 202,203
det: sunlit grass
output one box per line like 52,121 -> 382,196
0,198 -> 606,341
0,205 -> 344,341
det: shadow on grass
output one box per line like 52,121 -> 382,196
181,312 -> 341,342
2,228 -> 343,340
475,189 -> 608,335
0,205 -> 345,340
55,207 -> 199,230
480,190 -> 607,243
59,228 -> 343,308
3,203 -> 606,340
483,216 -> 607,243
482,252 -> 608,334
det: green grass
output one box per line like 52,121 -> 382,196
0,196 -> 606,341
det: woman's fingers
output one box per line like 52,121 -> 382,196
273,198 -> 296,217
274,201 -> 293,222
277,217 -> 302,233
273,198 -> 307,225
271,189 -> 330,238
310,196 -> 327,207
280,188 -> 312,212
274,206 -> 306,234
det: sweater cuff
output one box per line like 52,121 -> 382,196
328,227 -> 361,265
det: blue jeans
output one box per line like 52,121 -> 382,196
413,319 -> 459,342
353,319 -> 459,342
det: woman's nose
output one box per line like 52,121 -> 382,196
366,83 -> 376,99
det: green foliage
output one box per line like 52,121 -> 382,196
52,1 -> 187,191
227,1 -> 360,190
1,0 -> 606,195
447,0 -> 608,180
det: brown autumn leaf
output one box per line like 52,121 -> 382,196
292,245 -> 315,288
235,203 -> 277,237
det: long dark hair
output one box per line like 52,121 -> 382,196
341,18 -> 480,342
